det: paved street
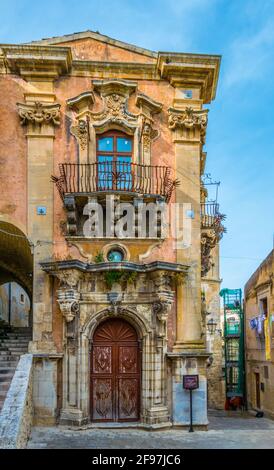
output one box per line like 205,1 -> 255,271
27,412 -> 274,449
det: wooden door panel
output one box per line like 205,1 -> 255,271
92,378 -> 113,420
93,346 -> 112,374
91,318 -> 140,422
118,345 -> 138,374
118,378 -> 139,420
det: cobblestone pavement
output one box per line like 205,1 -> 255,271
27,412 -> 274,449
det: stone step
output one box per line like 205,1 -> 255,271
0,390 -> 7,399
0,367 -> 16,373
0,353 -> 21,359
2,345 -> 29,350
0,382 -> 10,392
0,338 -> 30,342
0,373 -> 13,382
0,361 -> 18,368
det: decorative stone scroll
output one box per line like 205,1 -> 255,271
201,211 -> 226,277
57,289 -> 80,323
168,106 -> 208,144
70,119 -> 89,150
91,79 -> 139,132
17,101 -> 61,126
136,93 -> 162,163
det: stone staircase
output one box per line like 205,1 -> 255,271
0,321 -> 32,412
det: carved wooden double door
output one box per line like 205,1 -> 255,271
91,318 -> 140,422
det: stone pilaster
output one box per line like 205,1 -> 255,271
169,104 -> 207,351
17,94 -> 61,354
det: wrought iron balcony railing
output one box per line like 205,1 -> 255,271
52,162 -> 178,202
201,202 -> 220,228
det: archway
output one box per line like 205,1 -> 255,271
90,317 -> 141,422
0,221 -> 33,329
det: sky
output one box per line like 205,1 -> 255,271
0,0 -> 274,293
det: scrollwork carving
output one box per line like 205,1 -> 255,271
17,101 -> 61,126
71,119 -> 89,150
168,106 -> 208,144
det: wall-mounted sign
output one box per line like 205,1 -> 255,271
37,206 -> 47,216
183,375 -> 199,390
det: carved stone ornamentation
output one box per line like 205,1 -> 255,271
141,118 -> 159,152
71,119 -> 89,150
168,106 -> 208,144
201,212 -> 226,277
90,79 -> 138,132
54,269 -> 83,289
201,230 -> 218,277
57,289 -> 80,323
17,101 -> 61,126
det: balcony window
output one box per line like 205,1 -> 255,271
97,132 -> 133,191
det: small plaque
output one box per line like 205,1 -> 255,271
183,374 -> 199,390
37,206 -> 47,215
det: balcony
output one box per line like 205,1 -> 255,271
53,162 -> 176,201
201,202 -> 220,228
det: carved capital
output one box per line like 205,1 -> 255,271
168,107 -> 208,144
17,101 -> 61,126
54,269 -> 83,289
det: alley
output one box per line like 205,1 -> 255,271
27,412 -> 274,449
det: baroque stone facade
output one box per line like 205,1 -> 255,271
0,31 -> 222,428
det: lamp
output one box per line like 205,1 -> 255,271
207,318 -> 218,335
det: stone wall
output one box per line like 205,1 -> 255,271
0,354 -> 33,448
245,249 -> 274,418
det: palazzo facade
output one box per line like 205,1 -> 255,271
0,31 -> 223,428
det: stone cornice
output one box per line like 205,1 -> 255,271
67,91 -> 95,112
17,101 -> 61,126
0,44 -> 72,78
41,260 -> 190,274
135,93 -> 163,115
93,79 -> 137,97
157,52 -> 221,103
0,42 -> 221,103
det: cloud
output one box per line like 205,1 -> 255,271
224,17 -> 274,87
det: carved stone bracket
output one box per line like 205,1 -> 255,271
168,106 -> 208,144
54,269 -> 83,289
201,230 -> 218,277
136,93 -> 162,161
70,119 -> 89,150
57,289 -> 80,323
64,195 -> 77,235
17,101 -> 61,126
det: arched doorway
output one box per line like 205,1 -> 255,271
90,317 -> 140,422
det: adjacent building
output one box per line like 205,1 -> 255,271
0,31 -> 224,428
245,249 -> 274,418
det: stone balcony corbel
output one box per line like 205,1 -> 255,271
57,289 -> 81,323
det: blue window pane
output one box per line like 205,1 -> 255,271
116,156 -> 132,190
107,250 -> 124,262
98,137 -> 114,152
117,137 -> 132,153
97,155 -> 113,190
